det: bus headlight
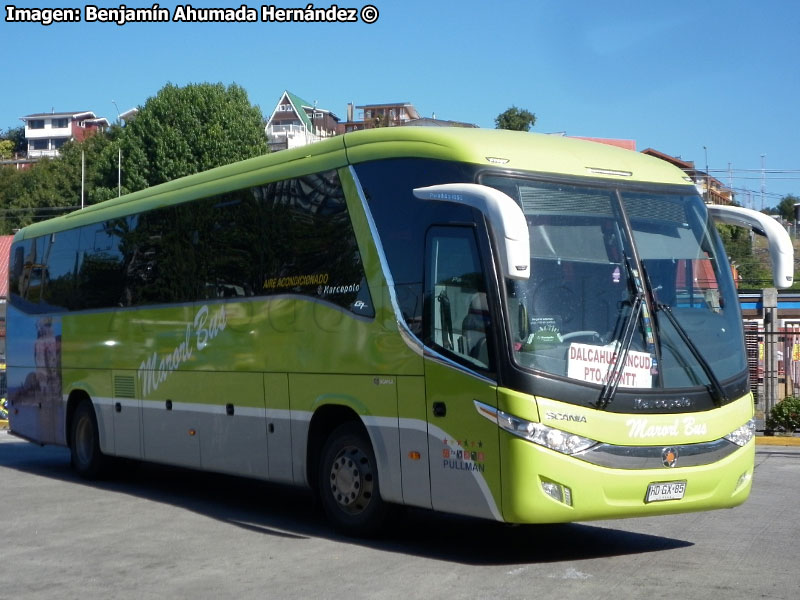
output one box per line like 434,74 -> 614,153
497,410 -> 598,455
724,419 -> 756,447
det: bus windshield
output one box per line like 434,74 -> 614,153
483,176 -> 746,392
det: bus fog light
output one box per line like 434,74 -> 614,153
735,470 -> 752,492
541,480 -> 573,506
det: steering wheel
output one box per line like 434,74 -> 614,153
561,330 -> 604,344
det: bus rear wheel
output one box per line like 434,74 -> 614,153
318,422 -> 388,536
70,400 -> 107,479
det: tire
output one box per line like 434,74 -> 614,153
318,422 -> 389,537
70,400 -> 108,479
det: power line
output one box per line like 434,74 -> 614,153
708,168 -> 800,174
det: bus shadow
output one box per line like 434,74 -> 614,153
0,437 -> 692,565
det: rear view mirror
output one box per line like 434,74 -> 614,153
413,183 -> 530,280
707,204 -> 794,288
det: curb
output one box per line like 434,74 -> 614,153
755,435 -> 800,447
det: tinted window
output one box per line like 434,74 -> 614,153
259,171 -> 372,316
78,220 -> 127,309
8,237 -> 51,313
120,207 -> 199,306
41,229 -> 81,311
10,170 -> 371,318
354,158 -> 481,336
199,189 -> 267,299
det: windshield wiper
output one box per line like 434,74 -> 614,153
597,290 -> 644,409
653,303 -> 727,406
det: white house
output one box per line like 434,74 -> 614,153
20,111 -> 109,158
264,91 -> 340,152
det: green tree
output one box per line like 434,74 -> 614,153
776,194 -> 800,222
716,223 -> 772,289
495,106 -> 537,131
121,82 -> 266,191
0,126 -> 25,154
58,123 -> 126,204
0,127 -> 120,233
0,139 -> 13,159
0,157 -> 75,232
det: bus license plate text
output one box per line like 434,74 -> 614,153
646,481 -> 686,503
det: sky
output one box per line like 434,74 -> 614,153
2,0 -> 799,207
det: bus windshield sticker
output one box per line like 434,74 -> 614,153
568,342 -> 653,389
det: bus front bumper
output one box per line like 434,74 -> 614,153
500,435 -> 755,524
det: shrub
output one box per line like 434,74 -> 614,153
767,396 -> 800,433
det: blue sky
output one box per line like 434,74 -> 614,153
3,0 -> 798,206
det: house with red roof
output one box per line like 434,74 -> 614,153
20,111 -> 109,158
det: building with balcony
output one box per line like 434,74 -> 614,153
340,102 -> 421,132
642,148 -> 734,205
265,91 -> 340,152
20,111 -> 109,158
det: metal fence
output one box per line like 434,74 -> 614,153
743,290 -> 800,429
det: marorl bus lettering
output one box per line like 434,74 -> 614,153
138,304 -> 226,396
626,417 -> 708,439
6,128 -> 760,535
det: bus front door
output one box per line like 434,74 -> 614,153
423,225 -> 502,521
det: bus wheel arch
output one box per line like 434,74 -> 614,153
307,406 -> 389,536
306,404 -> 362,490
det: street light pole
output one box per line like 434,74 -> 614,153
112,100 -> 122,197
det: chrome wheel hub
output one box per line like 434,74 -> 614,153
329,445 -> 374,514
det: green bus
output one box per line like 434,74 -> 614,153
6,128 -> 780,535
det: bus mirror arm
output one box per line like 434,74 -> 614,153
707,204 -> 794,289
413,183 -> 530,280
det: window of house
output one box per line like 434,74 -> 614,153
28,119 -> 45,129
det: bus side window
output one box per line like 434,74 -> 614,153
10,243 -> 28,299
13,237 -> 47,309
424,226 -> 493,372
78,220 -> 127,309
41,229 -> 81,311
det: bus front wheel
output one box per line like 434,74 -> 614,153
318,422 -> 388,536
70,400 -> 107,479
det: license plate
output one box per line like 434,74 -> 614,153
645,481 -> 686,503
